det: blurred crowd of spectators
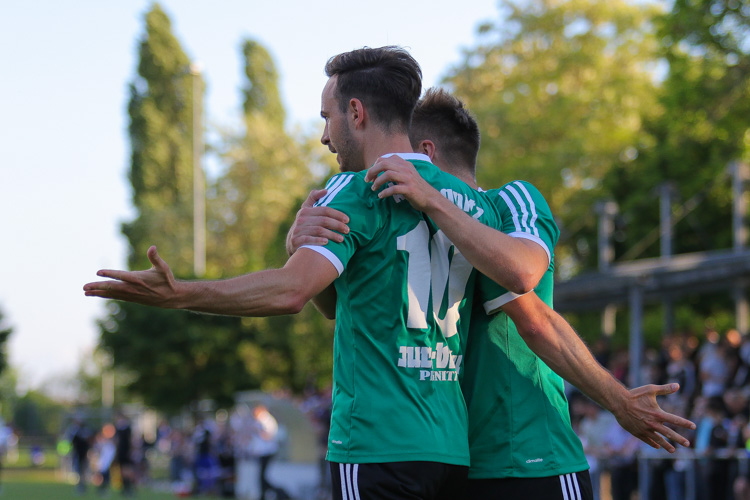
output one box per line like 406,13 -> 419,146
54,388 -> 333,499
569,327 -> 750,500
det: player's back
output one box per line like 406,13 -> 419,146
462,181 -> 588,478
306,155 -> 499,466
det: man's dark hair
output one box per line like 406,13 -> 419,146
325,46 -> 422,133
409,87 -> 481,175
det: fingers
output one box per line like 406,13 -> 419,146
655,424 -> 691,448
298,209 -> 349,234
365,162 -> 385,182
640,435 -> 660,450
366,156 -> 414,182
83,279 -> 131,298
652,383 -> 680,397
293,227 -> 345,246
147,246 -> 166,271
377,184 -> 401,200
370,170 -> 397,192
302,189 -> 328,209
94,269 -> 135,283
663,413 -> 696,430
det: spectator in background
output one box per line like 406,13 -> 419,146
730,330 -> 750,388
216,428 -> 236,498
609,349 -> 630,384
0,417 -> 12,495
699,338 -> 730,398
573,396 -> 611,500
95,424 -> 117,496
67,415 -> 92,494
169,429 -> 193,493
734,416 -> 750,500
251,404 -> 289,500
664,339 -> 697,414
694,395 -> 730,500
115,412 -> 135,497
602,412 -> 640,500
193,418 -> 219,495
301,386 -> 333,499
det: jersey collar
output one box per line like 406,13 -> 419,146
381,152 -> 431,163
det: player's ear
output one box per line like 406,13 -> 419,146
349,98 -> 366,129
419,140 -> 436,161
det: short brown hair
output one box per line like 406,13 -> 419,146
325,46 -> 422,134
409,88 -> 480,175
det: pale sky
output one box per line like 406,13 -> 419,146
0,0 -> 500,390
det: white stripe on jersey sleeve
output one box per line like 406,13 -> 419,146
504,184 -> 531,233
317,175 -> 354,207
300,245 -> 344,276
483,290 -> 530,315
505,184 -> 540,237
512,181 -> 540,236
498,190 -> 522,232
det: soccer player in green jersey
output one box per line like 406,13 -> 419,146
84,46 -> 514,500
289,88 -> 696,499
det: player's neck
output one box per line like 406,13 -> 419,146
453,170 -> 478,189
437,162 -> 478,189
362,131 -> 414,168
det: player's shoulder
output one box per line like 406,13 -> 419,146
316,171 -> 374,207
487,180 -> 550,211
487,179 -> 543,198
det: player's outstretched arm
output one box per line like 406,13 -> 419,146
84,246 -> 339,317
366,156 -> 546,294
502,293 -> 696,452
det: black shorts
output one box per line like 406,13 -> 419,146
330,460 -> 469,500
465,470 -> 593,500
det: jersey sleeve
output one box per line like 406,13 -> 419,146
477,272 -> 529,315
301,173 -> 383,275
489,181 -> 559,266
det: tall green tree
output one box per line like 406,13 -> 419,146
206,39 -> 335,392
123,3 -> 197,274
605,0 -> 750,261
100,14 -> 336,411
208,40 -> 318,274
446,0 -> 663,273
99,4 -> 256,413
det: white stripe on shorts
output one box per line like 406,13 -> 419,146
559,473 -> 581,500
571,472 -> 582,500
560,475 -> 569,500
339,463 -> 360,500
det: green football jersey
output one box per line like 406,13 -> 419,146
304,154 -> 500,465
462,180 -> 589,479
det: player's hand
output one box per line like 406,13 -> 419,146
612,383 -> 696,452
286,189 -> 350,256
365,156 -> 440,212
83,246 -> 182,308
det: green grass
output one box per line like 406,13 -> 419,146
0,481 -> 177,500
1,471 -> 226,500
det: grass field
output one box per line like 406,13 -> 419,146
1,470 -> 225,500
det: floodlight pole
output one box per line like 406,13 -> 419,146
191,63 -> 206,277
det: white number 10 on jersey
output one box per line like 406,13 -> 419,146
397,221 -> 472,338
